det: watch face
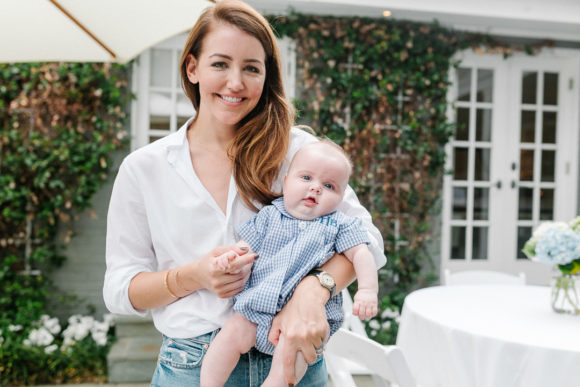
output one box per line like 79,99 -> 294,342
319,272 -> 335,288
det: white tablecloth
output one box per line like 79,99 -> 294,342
396,285 -> 580,387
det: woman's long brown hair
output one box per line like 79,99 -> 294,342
179,0 -> 293,210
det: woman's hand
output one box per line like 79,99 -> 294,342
268,275 -> 330,385
182,244 -> 257,298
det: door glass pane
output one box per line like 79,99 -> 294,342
457,68 -> 471,102
541,150 -> 555,182
452,187 -> 467,219
540,188 -> 554,220
473,188 -> 489,220
472,227 -> 488,260
451,226 -> 466,260
150,115 -> 170,131
475,109 -> 492,141
476,69 -> 493,102
542,112 -> 557,144
456,108 -> 469,140
522,71 -> 537,104
518,187 -> 533,220
520,111 -> 535,143
151,49 -> 172,87
474,148 -> 490,181
454,148 -> 468,180
150,92 -> 172,116
543,72 -> 558,106
519,150 -> 534,181
517,226 -> 532,259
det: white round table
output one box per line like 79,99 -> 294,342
396,285 -> 580,387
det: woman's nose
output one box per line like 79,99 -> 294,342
227,68 -> 243,91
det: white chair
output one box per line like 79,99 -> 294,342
326,328 -> 417,387
325,289 -> 417,387
443,269 -> 526,286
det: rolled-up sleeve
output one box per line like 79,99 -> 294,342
337,186 -> 387,269
103,159 -> 155,316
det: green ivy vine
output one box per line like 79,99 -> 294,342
0,62 -> 130,383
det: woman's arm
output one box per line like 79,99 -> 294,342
104,160 -> 255,313
128,245 -> 256,310
268,253 -> 354,384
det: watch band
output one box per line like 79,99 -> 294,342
307,269 -> 336,298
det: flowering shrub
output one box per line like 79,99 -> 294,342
522,216 -> 580,274
0,313 -> 115,385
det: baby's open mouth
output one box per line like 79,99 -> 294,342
303,196 -> 317,206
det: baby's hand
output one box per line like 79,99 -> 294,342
352,289 -> 378,320
213,250 -> 238,272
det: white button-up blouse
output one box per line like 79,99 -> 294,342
103,122 -> 387,339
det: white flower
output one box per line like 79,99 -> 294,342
44,344 -> 58,354
26,327 -> 54,347
368,319 -> 381,330
532,221 -> 569,238
8,324 -> 22,332
92,330 -> 108,346
381,321 -> 392,330
41,315 -> 61,335
381,308 -> 400,319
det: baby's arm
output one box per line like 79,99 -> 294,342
342,244 -> 378,320
214,240 -> 251,272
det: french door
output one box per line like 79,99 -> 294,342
441,49 -> 580,285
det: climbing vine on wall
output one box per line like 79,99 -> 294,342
0,62 -> 129,355
271,14 -> 475,344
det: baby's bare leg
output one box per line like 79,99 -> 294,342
200,313 -> 257,387
262,333 -> 308,387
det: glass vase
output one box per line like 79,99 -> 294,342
551,272 -> 580,315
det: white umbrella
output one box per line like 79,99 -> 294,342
0,0 -> 211,63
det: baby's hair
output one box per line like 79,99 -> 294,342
291,138 -> 353,177
318,138 -> 353,176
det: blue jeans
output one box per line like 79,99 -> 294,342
151,330 -> 328,386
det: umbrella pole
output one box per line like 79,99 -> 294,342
48,0 -> 118,60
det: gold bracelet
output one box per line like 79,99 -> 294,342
175,269 -> 192,292
164,270 -> 179,299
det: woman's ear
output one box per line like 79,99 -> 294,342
185,54 -> 199,84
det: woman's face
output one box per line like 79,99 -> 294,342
185,23 -> 266,130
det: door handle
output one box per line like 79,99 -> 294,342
511,180 -> 517,189
495,180 -> 502,189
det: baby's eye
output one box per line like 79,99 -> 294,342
324,183 -> 334,190
301,175 -> 311,181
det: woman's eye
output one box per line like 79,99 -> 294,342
212,62 -> 227,69
324,183 -> 334,190
245,65 -> 260,74
301,175 -> 311,181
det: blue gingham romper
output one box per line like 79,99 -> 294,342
233,197 -> 370,355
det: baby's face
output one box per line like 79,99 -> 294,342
283,144 -> 349,220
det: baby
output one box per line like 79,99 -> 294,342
200,140 -> 378,386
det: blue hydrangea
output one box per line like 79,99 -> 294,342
535,228 -> 580,266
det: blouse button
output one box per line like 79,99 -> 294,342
298,221 -> 307,230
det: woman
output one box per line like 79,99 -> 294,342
103,1 -> 386,385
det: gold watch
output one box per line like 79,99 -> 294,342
308,269 -> 336,298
